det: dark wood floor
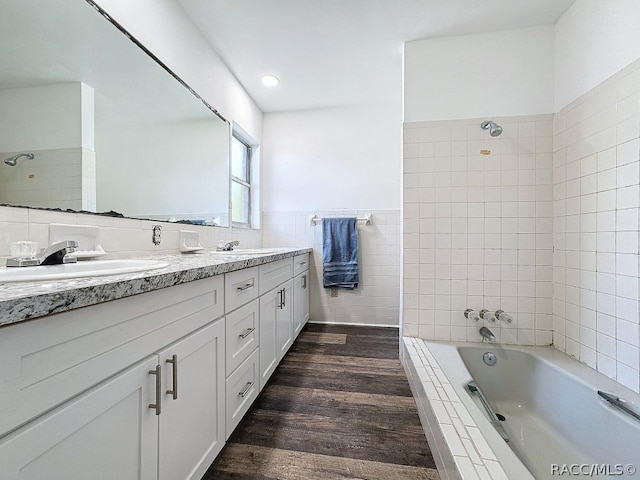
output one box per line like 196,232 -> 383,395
203,323 -> 439,480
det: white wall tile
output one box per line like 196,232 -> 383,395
403,114 -> 554,346
553,59 -> 640,392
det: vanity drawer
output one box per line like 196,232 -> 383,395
293,253 -> 310,276
0,275 -> 224,438
225,299 -> 259,376
225,266 -> 258,313
225,349 -> 259,439
259,258 -> 293,295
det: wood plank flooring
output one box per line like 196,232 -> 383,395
203,323 -> 439,480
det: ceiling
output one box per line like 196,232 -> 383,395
178,0 -> 575,113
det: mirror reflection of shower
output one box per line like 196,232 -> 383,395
480,120 -> 503,137
4,153 -> 34,166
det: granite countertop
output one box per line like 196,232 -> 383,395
0,247 -> 312,328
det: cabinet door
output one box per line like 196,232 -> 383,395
259,290 -> 278,390
157,319 -> 225,480
276,279 -> 293,362
293,272 -> 310,339
0,356 -> 159,480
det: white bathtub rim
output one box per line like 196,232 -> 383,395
426,340 -> 640,420
417,339 -> 640,479
421,340 -> 535,479
402,338 -> 535,480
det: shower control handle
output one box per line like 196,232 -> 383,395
464,309 -> 480,322
495,310 -> 513,323
479,309 -> 496,322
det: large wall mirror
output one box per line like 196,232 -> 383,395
0,0 -> 230,227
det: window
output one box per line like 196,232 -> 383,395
231,134 -> 252,226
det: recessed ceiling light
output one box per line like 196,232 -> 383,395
261,75 -> 279,87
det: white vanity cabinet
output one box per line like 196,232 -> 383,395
293,253 -> 310,339
0,275 -> 225,480
157,319 -> 225,480
258,258 -> 294,390
0,355 -> 160,480
0,250 -> 312,479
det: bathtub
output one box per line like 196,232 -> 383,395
401,338 -> 640,480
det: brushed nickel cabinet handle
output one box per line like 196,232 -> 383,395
282,287 -> 286,307
148,365 -> 162,415
302,274 -> 307,289
277,289 -> 283,309
239,327 -> 255,339
299,261 -> 308,266
238,381 -> 254,398
166,354 -> 178,400
236,282 -> 254,292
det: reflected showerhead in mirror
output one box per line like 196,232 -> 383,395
481,120 -> 503,137
4,153 -> 34,166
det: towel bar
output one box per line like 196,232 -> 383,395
309,214 -> 371,226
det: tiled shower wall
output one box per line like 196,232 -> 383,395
402,115 -> 555,345
553,59 -> 640,392
0,148 -> 95,211
263,210 -> 400,326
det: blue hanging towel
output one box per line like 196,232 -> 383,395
322,217 -> 359,289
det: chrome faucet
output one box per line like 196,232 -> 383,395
216,240 -> 240,252
6,240 -> 79,267
479,326 -> 496,343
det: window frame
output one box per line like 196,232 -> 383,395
230,133 -> 253,228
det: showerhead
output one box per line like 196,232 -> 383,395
481,120 -> 503,137
4,153 -> 34,166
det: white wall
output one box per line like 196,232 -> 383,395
263,104 -> 401,211
404,26 -> 555,122
0,83 -> 84,151
554,0 -> 640,110
95,0 -> 262,141
262,99 -> 402,326
97,115 -> 229,223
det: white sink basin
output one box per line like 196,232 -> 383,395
213,249 -> 276,255
0,259 -> 169,283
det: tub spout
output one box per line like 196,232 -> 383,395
479,326 -> 496,343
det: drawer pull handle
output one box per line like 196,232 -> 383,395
148,365 -> 162,415
236,282 -> 254,292
300,261 -> 308,266
239,327 -> 255,339
166,354 -> 178,400
239,381 -> 255,398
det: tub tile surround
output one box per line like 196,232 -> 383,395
553,59 -> 640,392
403,114 -> 555,346
403,58 -> 640,395
262,209 -> 400,326
401,337 -> 513,480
